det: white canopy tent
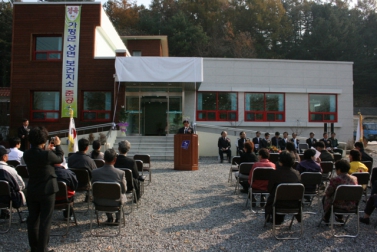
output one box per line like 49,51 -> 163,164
114,57 -> 203,83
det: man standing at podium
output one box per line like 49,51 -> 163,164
218,131 -> 231,163
177,119 -> 194,134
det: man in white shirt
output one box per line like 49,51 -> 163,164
0,147 -> 25,190
8,137 -> 25,164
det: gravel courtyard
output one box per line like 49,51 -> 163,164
1,157 -> 376,252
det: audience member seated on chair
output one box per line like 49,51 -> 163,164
306,132 -> 317,149
252,131 -> 262,153
286,142 -> 300,162
271,132 -> 281,149
0,169 -> 24,218
0,147 -> 25,190
239,142 -> 257,164
114,140 -> 143,200
359,193 -> 377,224
322,160 -> 358,224
91,149 -> 127,225
348,149 -> 368,174
89,140 -> 104,160
177,119 -> 194,134
354,142 -> 373,165
8,137 -> 25,165
238,131 -> 248,154
320,132 -> 332,149
265,151 -> 300,224
260,132 -> 271,149
296,149 -> 321,174
240,148 -> 276,196
315,141 -> 334,162
329,132 -> 343,156
218,131 -> 231,163
54,164 -> 78,219
290,133 -> 300,152
68,138 -> 97,171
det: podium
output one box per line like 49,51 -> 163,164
174,134 -> 198,171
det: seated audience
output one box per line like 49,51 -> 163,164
354,142 -> 373,165
296,149 -> 321,174
68,138 -> 97,171
306,132 -> 317,149
114,140 -> 143,200
8,137 -> 25,165
218,131 -> 231,163
315,141 -> 334,162
54,163 -> 78,218
241,149 -> 276,202
265,151 -> 301,224
271,132 -> 281,148
0,169 -> 24,219
348,149 -> 369,174
239,142 -> 257,163
238,131 -> 247,154
89,140 -> 104,160
322,160 -> 358,224
91,149 -> 127,225
0,147 -> 25,190
286,142 -> 300,162
329,132 -> 343,156
252,131 -> 262,153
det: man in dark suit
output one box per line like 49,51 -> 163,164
218,131 -> 231,163
17,118 -> 29,151
252,131 -> 262,153
114,140 -> 143,200
260,132 -> 271,149
68,138 -> 97,171
290,133 -> 300,152
279,132 -> 289,150
315,141 -> 334,161
177,120 -> 194,134
271,132 -> 281,148
23,127 -> 64,252
306,132 -> 317,149
320,132 -> 332,149
354,142 -> 373,165
92,149 -> 127,225
238,131 -> 247,154
329,132 -> 343,155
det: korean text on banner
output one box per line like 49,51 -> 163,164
61,6 -> 81,118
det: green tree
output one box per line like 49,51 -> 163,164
104,0 -> 141,35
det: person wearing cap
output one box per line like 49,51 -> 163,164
306,132 -> 317,149
252,131 -> 262,153
0,147 -> 25,190
177,120 -> 194,134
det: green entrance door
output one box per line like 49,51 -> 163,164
142,96 -> 167,136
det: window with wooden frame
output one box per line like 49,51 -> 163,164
33,35 -> 63,61
197,92 -> 238,121
309,94 -> 337,122
31,91 -> 60,121
245,93 -> 285,122
82,91 -> 111,121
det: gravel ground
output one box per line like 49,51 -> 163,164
1,156 -> 377,252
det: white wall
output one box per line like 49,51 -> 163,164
193,58 -> 354,143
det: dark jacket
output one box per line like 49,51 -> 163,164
114,155 -> 139,179
259,138 -> 271,149
238,138 -> 246,151
218,137 -> 231,149
279,138 -> 289,150
239,151 -> 257,163
296,159 -> 321,174
23,145 -> 64,198
319,150 -> 334,162
0,169 -> 22,208
360,149 -> 373,164
252,137 -> 262,152
68,152 -> 97,171
306,138 -> 317,149
55,167 -> 78,191
177,127 -> 194,134
271,137 -> 281,148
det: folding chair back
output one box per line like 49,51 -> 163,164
269,153 -> 279,163
351,172 -> 370,185
333,153 -> 342,162
330,185 -> 363,238
299,143 -> 309,152
134,154 -> 151,184
93,159 -> 105,168
231,156 -> 241,166
69,168 -> 92,212
16,165 -> 29,179
118,168 -> 138,210
90,182 -> 124,237
56,181 -> 69,201
228,156 -> 241,183
6,160 -> 20,168
301,172 -> 323,188
239,162 -> 254,175
320,161 -> 334,174
0,180 -> 12,233
361,161 -> 372,173
135,160 -> 143,173
252,167 -> 275,182
274,183 -> 304,203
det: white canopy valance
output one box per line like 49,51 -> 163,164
115,57 -> 203,82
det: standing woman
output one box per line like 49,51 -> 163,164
23,127 -> 64,252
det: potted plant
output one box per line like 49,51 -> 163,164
117,106 -> 129,136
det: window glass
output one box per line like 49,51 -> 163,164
246,93 -> 264,111
35,36 -> 62,60
32,92 -> 59,120
309,94 -> 337,122
197,92 -> 238,121
245,93 -> 285,122
83,92 -> 111,121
